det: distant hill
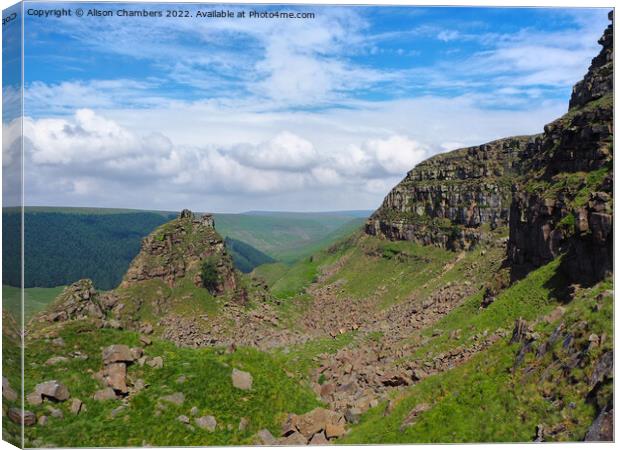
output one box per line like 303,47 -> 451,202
2,210 -> 175,290
214,212 -> 366,263
224,237 -> 275,273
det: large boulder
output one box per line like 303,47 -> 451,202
34,380 -> 70,402
102,345 -> 134,364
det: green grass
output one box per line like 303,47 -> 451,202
409,258 -> 565,361
112,277 -> 223,327
215,213 -> 364,263
3,285 -> 65,321
341,264 -> 612,444
322,236 -> 454,308
21,321 -> 321,447
251,263 -> 290,287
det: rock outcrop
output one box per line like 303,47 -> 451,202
366,136 -> 531,250
121,209 -> 237,292
34,280 -> 104,323
569,11 -> 614,110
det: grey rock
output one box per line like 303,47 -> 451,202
45,356 -> 69,366
35,380 -> 70,401
2,377 -> 17,402
93,388 -> 117,401
256,429 -> 276,445
195,415 -> 217,432
231,368 -> 253,390
102,345 -> 134,364
147,356 -> 164,369
238,417 -> 249,432
70,398 -> 83,415
8,408 -> 36,426
160,392 -> 185,406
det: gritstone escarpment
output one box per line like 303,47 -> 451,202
508,13 -> 613,284
368,11 -> 613,285
366,136 -> 532,250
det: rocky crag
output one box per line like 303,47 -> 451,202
368,11 -> 613,287
30,210 -> 246,333
508,14 -> 613,284
121,209 -> 237,292
366,136 -> 530,250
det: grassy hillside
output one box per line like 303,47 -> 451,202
3,208 -> 365,291
340,264 -> 612,443
215,212 -> 366,263
224,237 -> 275,273
2,285 -> 66,321
9,321 -> 321,447
3,210 -> 175,290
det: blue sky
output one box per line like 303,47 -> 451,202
3,3 -> 611,212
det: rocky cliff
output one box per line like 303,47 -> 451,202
366,136 -> 532,250
368,12 -> 613,285
508,12 -> 613,284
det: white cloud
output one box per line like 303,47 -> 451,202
25,109 -> 142,164
363,135 -> 428,175
2,118 -> 21,168
438,30 -> 460,42
15,95 -> 567,212
232,131 -> 319,171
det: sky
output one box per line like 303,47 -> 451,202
2,3 -> 610,212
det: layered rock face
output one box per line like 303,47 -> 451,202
508,13 -> 613,284
121,209 -> 237,292
366,136 -> 531,250
368,12 -> 613,286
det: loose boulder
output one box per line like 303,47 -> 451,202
35,380 -> 70,402
195,415 -> 217,432
8,408 -> 36,426
231,368 -> 253,390
93,387 -> 117,401
102,345 -> 134,364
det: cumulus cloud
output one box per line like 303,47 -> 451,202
18,109 -> 434,209
232,132 -> 319,171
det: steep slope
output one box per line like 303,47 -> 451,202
367,12 -> 613,289
508,15 -> 613,284
225,237 -> 276,273
121,209 -> 237,292
30,210 -> 250,334
349,11 -> 614,443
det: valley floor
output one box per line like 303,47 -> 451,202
3,234 -> 613,446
